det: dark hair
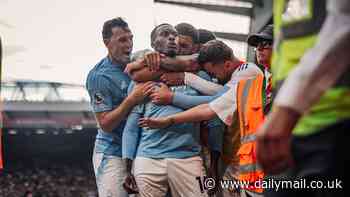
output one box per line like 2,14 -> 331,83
175,23 -> 199,43
197,40 -> 233,65
150,23 -> 172,44
198,29 -> 216,44
102,17 -> 129,40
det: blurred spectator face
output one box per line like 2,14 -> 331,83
152,25 -> 178,57
106,27 -> 133,66
256,40 -> 272,67
176,35 -> 197,55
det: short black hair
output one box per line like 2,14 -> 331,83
198,29 -> 216,44
175,23 -> 199,44
150,23 -> 172,44
102,17 -> 129,40
198,40 -> 233,65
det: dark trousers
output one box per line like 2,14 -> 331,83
264,119 -> 349,197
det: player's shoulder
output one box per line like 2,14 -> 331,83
86,71 -> 109,90
237,62 -> 259,71
237,62 -> 262,74
86,59 -> 106,85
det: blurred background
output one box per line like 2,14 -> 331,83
0,0 -> 272,196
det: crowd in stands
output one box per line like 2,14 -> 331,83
0,161 -> 97,197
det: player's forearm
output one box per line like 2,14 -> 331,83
122,111 -> 141,160
98,96 -> 137,132
172,93 -> 218,109
127,61 -> 145,75
184,72 -> 224,95
169,104 -> 217,124
160,57 -> 191,72
130,67 -> 164,82
172,87 -> 227,109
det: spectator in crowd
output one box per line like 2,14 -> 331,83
0,162 -> 97,197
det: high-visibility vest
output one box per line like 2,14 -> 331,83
273,0 -> 350,136
236,74 -> 265,193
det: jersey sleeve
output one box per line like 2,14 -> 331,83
86,73 -> 115,113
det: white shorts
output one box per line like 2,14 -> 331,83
93,152 -> 128,197
134,156 -> 209,197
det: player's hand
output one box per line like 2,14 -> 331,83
128,81 -> 155,105
256,106 -> 300,174
160,72 -> 185,86
145,51 -> 161,72
123,172 -> 139,194
124,59 -> 145,75
149,83 -> 173,105
138,117 -> 173,129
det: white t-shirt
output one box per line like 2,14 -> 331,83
209,63 -> 263,126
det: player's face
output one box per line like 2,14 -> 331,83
152,25 -> 178,57
106,27 -> 133,66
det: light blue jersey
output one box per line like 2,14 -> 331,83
123,71 -> 212,159
86,57 -> 131,156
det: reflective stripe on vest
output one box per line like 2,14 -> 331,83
241,133 -> 256,144
240,79 -> 253,128
239,163 -> 263,174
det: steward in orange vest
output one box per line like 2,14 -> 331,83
236,74 -> 267,194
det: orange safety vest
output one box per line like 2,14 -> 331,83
236,74 -> 265,193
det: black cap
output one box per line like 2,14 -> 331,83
247,24 -> 273,47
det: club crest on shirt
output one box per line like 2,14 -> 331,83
94,92 -> 104,104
